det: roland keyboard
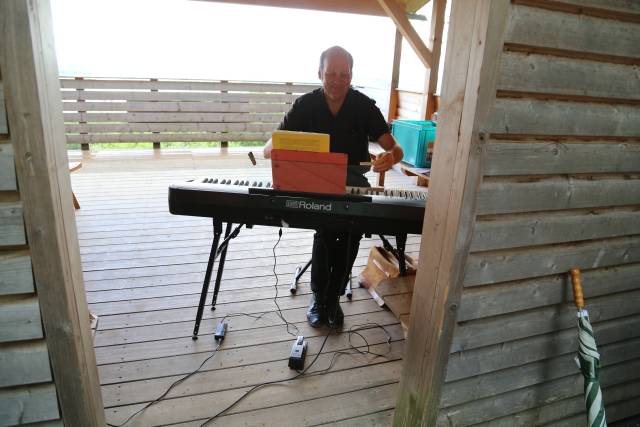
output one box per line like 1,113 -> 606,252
169,177 -> 427,235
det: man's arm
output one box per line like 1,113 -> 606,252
372,132 -> 403,173
263,138 -> 273,159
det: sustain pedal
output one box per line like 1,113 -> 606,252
288,336 -> 308,370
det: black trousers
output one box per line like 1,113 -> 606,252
310,230 -> 362,299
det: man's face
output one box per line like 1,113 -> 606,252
319,53 -> 352,103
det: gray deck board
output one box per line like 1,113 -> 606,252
72,149 -> 421,425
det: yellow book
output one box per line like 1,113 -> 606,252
271,130 -> 330,153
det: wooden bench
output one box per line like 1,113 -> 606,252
400,163 -> 430,187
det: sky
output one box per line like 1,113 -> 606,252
50,0 -> 446,92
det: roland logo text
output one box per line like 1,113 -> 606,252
285,199 -> 332,212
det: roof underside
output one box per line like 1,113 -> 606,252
196,0 -> 429,16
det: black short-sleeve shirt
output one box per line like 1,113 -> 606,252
278,88 -> 390,186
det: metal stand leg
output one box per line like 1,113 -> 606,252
193,220 -> 223,340
210,222 -> 232,309
291,259 -> 312,294
396,233 -> 407,276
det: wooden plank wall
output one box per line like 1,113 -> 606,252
0,62 -> 61,427
437,1 -> 640,425
0,81 -> 7,134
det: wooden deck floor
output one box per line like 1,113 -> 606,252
71,148 -> 423,426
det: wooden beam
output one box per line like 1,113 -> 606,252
393,0 -> 510,425
387,29 -> 403,122
377,0 -> 434,69
198,0 -> 432,16
0,1 -> 105,425
198,0 -> 389,16
422,0 -> 447,120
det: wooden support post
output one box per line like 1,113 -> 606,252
421,0 -> 447,120
387,29 -> 403,123
220,79 -> 229,149
75,77 -> 89,151
393,1 -> 509,425
0,1 -> 105,425
150,78 -> 161,150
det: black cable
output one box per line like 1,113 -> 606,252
108,322 -> 391,427
198,328 -> 334,427
118,229 -> 392,426
304,323 -> 393,376
104,232 -> 301,427
196,322 -> 393,426
271,227 -> 300,337
214,223 -> 244,258
106,342 -> 223,427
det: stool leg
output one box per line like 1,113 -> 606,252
72,192 -> 80,209
291,258 -> 312,294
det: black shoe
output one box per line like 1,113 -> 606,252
306,293 -> 324,328
326,298 -> 344,329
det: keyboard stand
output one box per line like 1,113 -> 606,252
191,221 -> 407,339
192,219 -> 244,339
210,222 -> 233,311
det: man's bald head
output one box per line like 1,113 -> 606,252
319,46 -> 354,73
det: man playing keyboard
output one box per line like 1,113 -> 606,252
263,46 -> 403,329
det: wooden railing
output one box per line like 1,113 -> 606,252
393,89 -> 441,121
60,77 -> 319,148
396,89 -> 423,120
60,77 -> 391,149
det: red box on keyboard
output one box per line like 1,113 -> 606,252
271,149 -> 347,194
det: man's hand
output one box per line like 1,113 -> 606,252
372,152 -> 395,173
376,132 -> 403,169
263,138 -> 273,159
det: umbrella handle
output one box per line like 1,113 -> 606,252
570,268 -> 585,309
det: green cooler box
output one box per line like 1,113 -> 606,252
390,120 -> 437,168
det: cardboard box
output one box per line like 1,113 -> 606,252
271,149 -> 347,194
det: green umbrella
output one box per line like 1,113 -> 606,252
571,268 -> 607,427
